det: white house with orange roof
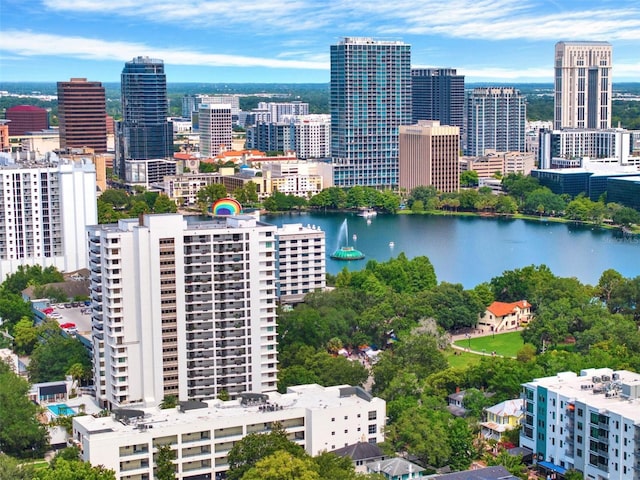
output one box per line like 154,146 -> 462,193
478,300 -> 531,332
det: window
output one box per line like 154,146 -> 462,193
368,411 -> 377,421
368,425 -> 377,434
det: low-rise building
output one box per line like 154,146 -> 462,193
366,457 -> 425,479
73,384 -> 386,480
478,300 -> 531,332
480,399 -> 524,441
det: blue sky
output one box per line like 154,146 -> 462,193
1,0 -> 639,84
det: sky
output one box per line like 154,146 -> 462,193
1,0 -> 639,84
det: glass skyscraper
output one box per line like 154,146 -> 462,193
116,56 -> 173,177
411,68 -> 464,131
330,37 -> 411,188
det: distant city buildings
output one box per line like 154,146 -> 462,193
399,120 -> 460,193
115,56 -> 174,179
460,150 -> 536,178
5,105 -> 48,136
411,68 -> 464,132
57,78 -> 107,153
199,103 -> 232,158
554,41 -> 612,130
465,87 -> 526,156
521,368 -> 640,480
258,101 -> 309,122
331,37 -> 412,188
0,154 -> 97,282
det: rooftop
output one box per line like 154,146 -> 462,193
74,384 -> 380,436
524,368 -> 640,419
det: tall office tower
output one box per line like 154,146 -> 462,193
87,214 -> 278,409
5,105 -> 49,135
399,120 -> 460,193
0,156 -> 97,282
554,41 -> 612,130
465,87 -> 526,156
57,78 -> 107,153
411,68 -> 464,131
331,37 -> 412,188
115,56 -> 174,177
199,104 -> 232,158
0,120 -> 9,152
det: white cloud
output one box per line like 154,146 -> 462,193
0,31 -> 328,70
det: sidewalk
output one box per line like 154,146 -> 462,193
449,326 -> 522,358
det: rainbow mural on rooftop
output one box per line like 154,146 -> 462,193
211,198 -> 242,216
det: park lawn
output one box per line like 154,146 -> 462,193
444,348 -> 483,368
453,331 -> 524,358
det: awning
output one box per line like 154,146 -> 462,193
537,461 -> 567,475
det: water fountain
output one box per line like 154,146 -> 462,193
330,219 -> 365,260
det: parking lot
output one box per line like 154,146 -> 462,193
47,304 -> 92,336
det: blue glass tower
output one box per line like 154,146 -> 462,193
330,38 -> 411,188
411,68 -> 464,131
116,56 -> 173,177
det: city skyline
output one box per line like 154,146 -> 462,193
1,0 -> 639,84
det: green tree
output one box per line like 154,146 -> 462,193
0,360 -> 48,458
12,317 -> 38,354
1,265 -> 64,295
495,195 -> 517,214
597,269 -> 625,303
242,450 -> 319,480
460,170 -> 479,187
196,183 -> 227,207
66,363 -> 87,393
0,453 -> 36,479
612,206 -> 640,227
411,199 -> 424,213
0,292 -> 33,330
159,395 -> 178,409
312,451 -> 360,480
155,444 -> 176,480
34,457 -> 116,480
448,417 -> 475,471
153,194 -> 178,213
98,189 -> 129,210
227,424 -> 306,480
485,449 -> 527,480
563,469 -> 585,480
28,332 -> 92,383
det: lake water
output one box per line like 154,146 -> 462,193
262,212 -> 640,288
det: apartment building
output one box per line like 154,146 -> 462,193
87,214 -> 278,410
73,384 -> 386,480
521,368 -> 640,479
0,155 -> 97,282
276,223 -> 325,303
199,104 -> 232,158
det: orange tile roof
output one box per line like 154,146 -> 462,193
487,300 -> 530,317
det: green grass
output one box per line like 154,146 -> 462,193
444,348 -> 483,368
453,331 -> 524,358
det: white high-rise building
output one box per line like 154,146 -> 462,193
554,41 -> 612,130
87,214 -> 278,409
521,368 -> 640,480
288,114 -> 331,160
199,104 -> 232,158
257,101 -> 309,123
276,223 -> 325,303
0,155 -> 97,282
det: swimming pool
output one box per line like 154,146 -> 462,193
47,403 -> 76,416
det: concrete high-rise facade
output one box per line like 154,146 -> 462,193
411,68 -> 464,131
0,156 -> 97,282
87,214 -> 278,409
554,41 -> 612,130
116,57 -> 174,177
57,78 -> 107,153
465,87 -> 526,156
199,104 -> 232,158
331,37 -> 412,188
399,120 -> 460,193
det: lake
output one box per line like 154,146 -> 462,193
262,212 -> 640,288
